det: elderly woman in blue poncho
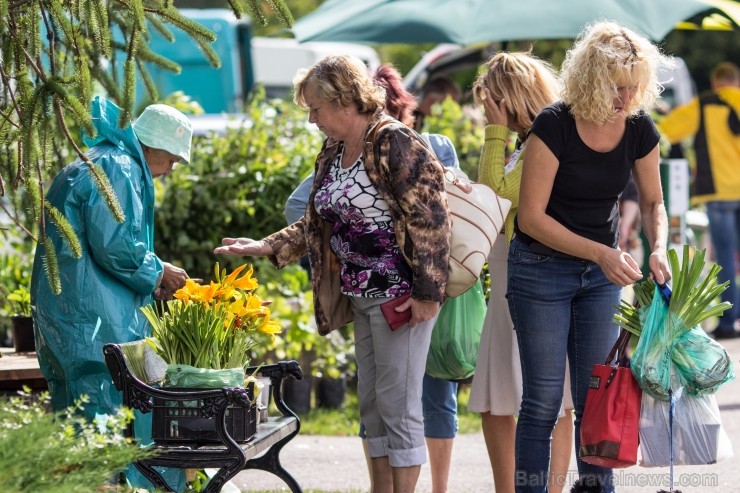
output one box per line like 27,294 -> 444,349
31,96 -> 193,490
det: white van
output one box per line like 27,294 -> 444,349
251,38 -> 381,98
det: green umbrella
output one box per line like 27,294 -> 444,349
294,0 -> 737,44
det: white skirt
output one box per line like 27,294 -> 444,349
468,234 -> 573,416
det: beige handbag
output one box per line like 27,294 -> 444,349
370,119 -> 511,298
442,167 -> 511,297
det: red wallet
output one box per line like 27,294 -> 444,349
380,294 -> 412,330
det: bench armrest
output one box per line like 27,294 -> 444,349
248,360 -> 303,419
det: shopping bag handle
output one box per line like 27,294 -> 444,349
605,329 -> 632,366
656,282 -> 672,303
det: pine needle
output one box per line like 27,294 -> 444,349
146,12 -> 176,42
23,172 -> 41,223
46,79 -> 95,137
93,0 -> 112,57
85,159 -> 126,223
268,0 -> 294,27
119,58 -> 136,128
158,7 -> 217,43
45,203 -> 83,259
227,0 -> 245,19
246,0 -> 267,26
42,237 -> 62,295
137,60 -> 159,102
195,38 -> 222,69
135,44 -> 182,74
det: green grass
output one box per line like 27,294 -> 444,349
293,384 -> 481,436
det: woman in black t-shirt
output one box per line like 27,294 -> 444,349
507,22 -> 673,493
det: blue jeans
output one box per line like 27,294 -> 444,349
706,201 -> 740,332
422,373 -> 458,438
507,237 -> 620,493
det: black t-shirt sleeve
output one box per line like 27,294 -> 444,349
529,102 -> 569,159
634,112 -> 661,159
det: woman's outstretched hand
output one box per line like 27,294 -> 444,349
214,237 -> 273,257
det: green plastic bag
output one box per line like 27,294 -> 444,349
426,280 -> 485,381
631,284 -> 734,401
165,364 -> 245,388
631,285 -> 675,401
672,325 -> 734,397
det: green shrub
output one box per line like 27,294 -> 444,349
421,97 -> 485,181
0,390 -> 151,493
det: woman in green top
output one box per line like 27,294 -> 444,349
467,52 -> 573,493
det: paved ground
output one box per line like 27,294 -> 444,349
234,336 -> 740,493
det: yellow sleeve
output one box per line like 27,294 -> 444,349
477,124 -> 521,207
657,98 -> 700,144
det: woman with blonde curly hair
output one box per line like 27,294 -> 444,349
508,22 -> 672,492
468,51 -> 573,493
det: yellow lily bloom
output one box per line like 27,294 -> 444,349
143,262 -> 281,370
232,265 -> 259,291
222,263 -> 248,285
257,311 -> 283,336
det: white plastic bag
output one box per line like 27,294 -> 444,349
639,386 -> 733,467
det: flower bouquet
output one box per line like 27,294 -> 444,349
141,263 -> 282,443
142,262 -> 281,376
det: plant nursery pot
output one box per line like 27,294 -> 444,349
282,374 -> 312,415
316,376 -> 347,409
11,316 -> 35,353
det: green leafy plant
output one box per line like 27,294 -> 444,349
422,96 -> 485,180
0,244 -> 34,342
0,389 -> 152,493
613,246 -> 731,337
312,328 -> 356,380
7,287 -> 31,318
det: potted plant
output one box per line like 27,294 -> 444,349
140,262 -> 282,443
0,248 -> 33,349
7,286 -> 34,353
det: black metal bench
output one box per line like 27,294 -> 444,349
103,341 -> 304,493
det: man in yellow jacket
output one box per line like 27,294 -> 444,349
658,62 -> 740,339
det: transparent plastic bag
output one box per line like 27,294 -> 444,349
426,280 -> 485,381
672,325 -> 735,397
639,384 -> 733,467
631,284 -> 734,400
631,285 -> 676,401
165,364 -> 245,388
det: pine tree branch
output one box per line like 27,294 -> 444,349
0,66 -> 22,129
0,200 -> 37,242
52,97 -> 126,224
9,0 -> 34,10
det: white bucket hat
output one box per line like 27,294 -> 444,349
133,104 -> 193,164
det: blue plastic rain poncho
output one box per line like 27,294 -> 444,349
31,96 -> 163,417
31,97 -> 190,491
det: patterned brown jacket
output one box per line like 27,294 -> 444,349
264,114 -> 450,335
